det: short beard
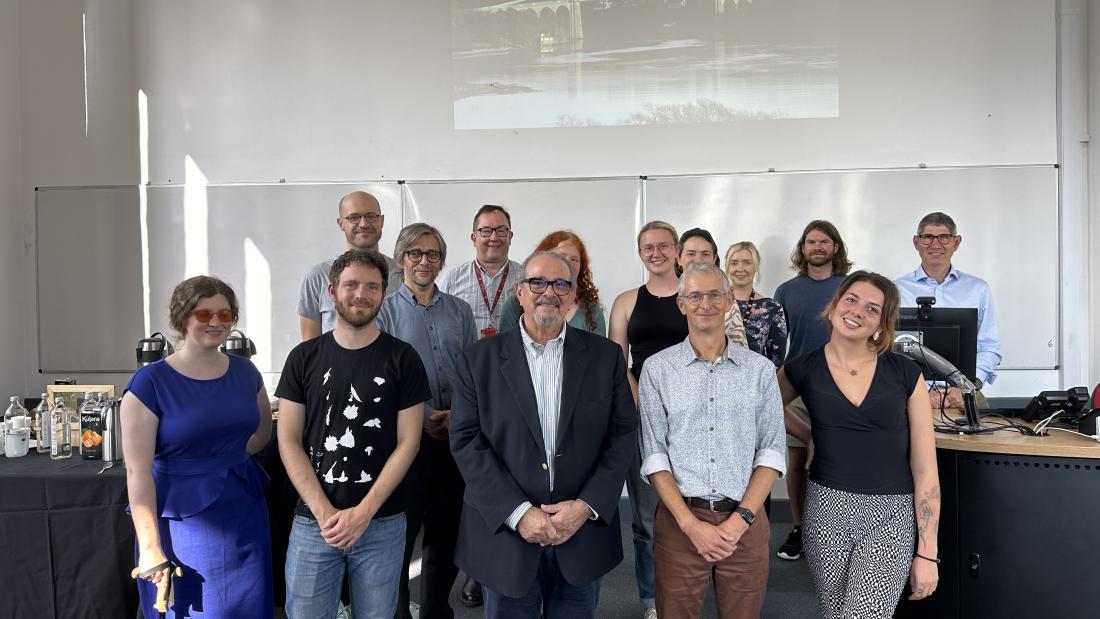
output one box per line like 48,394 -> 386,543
532,298 -> 563,328
335,299 -> 380,328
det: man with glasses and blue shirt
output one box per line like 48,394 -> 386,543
438,204 -> 523,342
297,191 -> 399,341
377,223 -> 477,619
450,251 -> 638,619
895,212 -> 1001,407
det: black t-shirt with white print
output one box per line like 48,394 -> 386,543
276,331 -> 431,519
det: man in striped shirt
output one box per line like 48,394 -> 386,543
438,204 -> 523,340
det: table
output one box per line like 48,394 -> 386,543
896,416 -> 1100,619
0,452 -> 137,618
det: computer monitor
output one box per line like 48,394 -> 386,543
896,306 -> 978,383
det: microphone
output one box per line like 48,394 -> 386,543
893,334 -> 982,430
892,334 -> 976,392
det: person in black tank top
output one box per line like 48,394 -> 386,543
608,220 -> 685,615
627,285 -> 688,381
778,271 -> 941,619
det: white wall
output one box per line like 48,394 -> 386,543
1090,0 -> 1100,394
14,0 -> 1094,397
0,0 -> 25,398
18,0 -> 137,394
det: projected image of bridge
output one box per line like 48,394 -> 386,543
452,0 -> 840,129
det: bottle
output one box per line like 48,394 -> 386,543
35,393 -> 51,454
50,396 -> 72,460
3,396 -> 26,424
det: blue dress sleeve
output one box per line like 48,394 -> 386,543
126,363 -> 164,418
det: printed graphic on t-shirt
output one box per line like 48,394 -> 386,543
312,366 -> 390,489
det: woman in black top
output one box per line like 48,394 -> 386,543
777,271 -> 940,618
609,220 -> 687,614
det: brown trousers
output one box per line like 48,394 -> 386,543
653,501 -> 771,619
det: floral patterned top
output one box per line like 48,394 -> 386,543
736,295 -> 788,367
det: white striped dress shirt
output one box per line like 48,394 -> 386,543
505,320 -> 566,529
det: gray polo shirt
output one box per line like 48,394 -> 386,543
296,254 -> 398,334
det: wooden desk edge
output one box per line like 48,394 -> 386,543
934,411 -> 1100,459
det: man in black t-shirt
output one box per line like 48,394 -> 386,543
277,249 -> 431,619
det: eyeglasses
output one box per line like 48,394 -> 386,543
475,226 -> 511,238
191,309 -> 236,323
405,249 -> 442,263
342,213 -> 382,225
917,233 -> 957,245
640,243 -> 675,256
679,291 -> 726,306
522,277 -> 574,296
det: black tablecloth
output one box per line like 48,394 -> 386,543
0,452 -> 137,619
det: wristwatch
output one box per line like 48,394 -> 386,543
734,506 -> 755,526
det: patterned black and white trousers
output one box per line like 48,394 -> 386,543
802,480 -> 915,619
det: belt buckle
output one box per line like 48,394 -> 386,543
707,498 -> 721,512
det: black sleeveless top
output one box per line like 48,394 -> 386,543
626,285 -> 689,381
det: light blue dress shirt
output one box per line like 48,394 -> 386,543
894,265 -> 1001,385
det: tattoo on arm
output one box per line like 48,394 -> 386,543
916,485 -> 941,546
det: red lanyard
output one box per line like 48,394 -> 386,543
474,262 -> 510,319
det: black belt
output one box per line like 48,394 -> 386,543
684,496 -> 739,513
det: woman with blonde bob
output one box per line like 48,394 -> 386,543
777,271 -> 940,618
724,241 -> 787,366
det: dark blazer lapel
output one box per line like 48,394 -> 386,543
555,326 -> 588,448
499,329 -> 547,453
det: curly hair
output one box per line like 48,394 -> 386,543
535,230 -> 602,331
820,270 -> 901,355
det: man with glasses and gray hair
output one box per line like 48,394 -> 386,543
297,191 -> 399,340
638,263 -> 786,618
895,212 -> 1001,408
377,223 -> 477,619
438,205 -> 523,342
449,251 -> 638,618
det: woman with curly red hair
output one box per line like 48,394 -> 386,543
499,230 -> 605,336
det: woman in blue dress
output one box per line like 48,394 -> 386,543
122,276 -> 273,618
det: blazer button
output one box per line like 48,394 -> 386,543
542,463 -> 548,470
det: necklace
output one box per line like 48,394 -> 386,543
825,346 -> 876,376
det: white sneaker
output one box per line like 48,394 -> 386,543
643,608 -> 658,619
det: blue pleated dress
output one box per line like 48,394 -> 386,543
127,355 -> 272,618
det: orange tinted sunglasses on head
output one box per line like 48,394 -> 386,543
191,309 -> 236,323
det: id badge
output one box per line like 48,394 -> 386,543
480,326 -> 498,339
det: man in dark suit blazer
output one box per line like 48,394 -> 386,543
450,251 -> 639,618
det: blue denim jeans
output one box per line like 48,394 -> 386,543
482,546 -> 601,619
284,512 -> 406,619
625,447 -> 658,609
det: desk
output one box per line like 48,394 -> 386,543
0,453 -> 137,618
897,418 -> 1100,619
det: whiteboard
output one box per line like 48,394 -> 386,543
645,166 -> 1058,370
404,179 -> 643,321
35,167 -> 1056,378
38,183 -> 402,373
35,186 -> 144,372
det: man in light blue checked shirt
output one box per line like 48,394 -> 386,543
639,263 -> 786,619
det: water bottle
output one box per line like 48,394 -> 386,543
3,396 -> 26,424
50,396 -> 72,460
35,394 -> 51,453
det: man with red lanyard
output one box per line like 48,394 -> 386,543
439,204 -> 523,341
436,203 -> 522,606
